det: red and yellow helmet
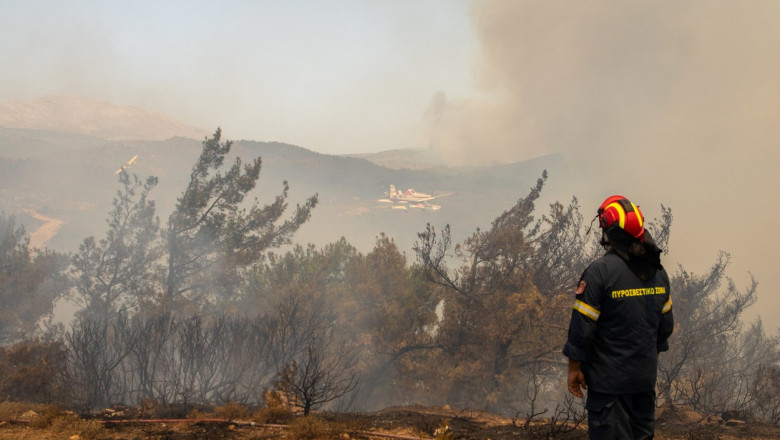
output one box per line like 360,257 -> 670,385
598,195 -> 645,241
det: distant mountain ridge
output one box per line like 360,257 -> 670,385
0,96 -> 566,256
0,95 -> 209,141
346,148 -> 447,170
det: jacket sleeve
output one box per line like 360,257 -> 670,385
563,310 -> 597,361
563,265 -> 603,361
657,269 -> 674,352
657,309 -> 673,352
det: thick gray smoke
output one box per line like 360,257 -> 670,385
426,1 -> 780,327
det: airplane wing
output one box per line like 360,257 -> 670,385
424,192 -> 455,201
114,154 -> 139,174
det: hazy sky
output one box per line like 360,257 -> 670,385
2,1 -> 779,328
1,0 -> 475,153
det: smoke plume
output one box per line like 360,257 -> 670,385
426,0 -> 780,326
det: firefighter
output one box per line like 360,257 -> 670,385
563,195 -> 674,439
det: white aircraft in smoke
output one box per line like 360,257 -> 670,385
376,185 -> 454,211
114,154 -> 138,174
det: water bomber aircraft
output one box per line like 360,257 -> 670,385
376,185 -> 454,211
114,154 -> 138,174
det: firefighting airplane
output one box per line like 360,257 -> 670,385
114,154 -> 138,174
376,185 -> 454,211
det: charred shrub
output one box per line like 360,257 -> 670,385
214,401 -> 250,420
0,339 -> 68,404
289,415 -> 343,440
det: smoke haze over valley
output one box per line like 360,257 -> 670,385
1,0 -> 778,332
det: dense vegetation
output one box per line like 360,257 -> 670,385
1,130 -> 777,425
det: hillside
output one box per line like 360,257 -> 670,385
0,95 -> 209,141
0,126 -> 567,258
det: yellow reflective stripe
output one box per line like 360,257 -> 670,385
573,300 -> 600,321
606,202 -> 626,228
630,201 -> 643,227
662,297 -> 673,314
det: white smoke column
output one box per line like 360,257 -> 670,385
426,0 -> 780,326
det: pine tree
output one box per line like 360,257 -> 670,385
162,128 -> 317,314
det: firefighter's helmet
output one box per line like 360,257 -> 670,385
598,195 -> 645,241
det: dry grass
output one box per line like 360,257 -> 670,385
215,401 -> 250,421
288,415 -> 349,440
50,416 -> 106,440
0,402 -> 57,422
253,406 -> 295,425
0,402 -> 105,440
1,403 -> 778,440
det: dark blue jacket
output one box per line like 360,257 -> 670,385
563,250 -> 674,394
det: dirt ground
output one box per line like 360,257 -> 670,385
2,404 -> 780,439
